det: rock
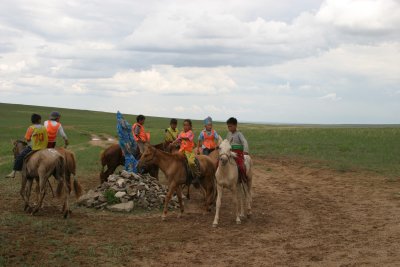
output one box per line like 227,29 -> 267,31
107,201 -> 134,212
77,190 -> 101,206
108,175 -> 118,182
115,191 -> 126,198
81,172 -> 178,212
116,178 -> 126,188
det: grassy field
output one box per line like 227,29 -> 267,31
0,102 -> 399,177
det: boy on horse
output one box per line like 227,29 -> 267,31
197,116 -> 219,155
132,114 -> 149,153
6,114 -> 48,178
164,118 -> 179,143
117,111 -> 138,173
171,119 -> 201,186
44,111 -> 69,148
226,117 -> 249,182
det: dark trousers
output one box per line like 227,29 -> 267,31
202,148 -> 215,156
14,146 -> 32,171
47,142 -> 56,148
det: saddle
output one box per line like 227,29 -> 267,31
23,150 -> 39,162
184,157 -> 201,188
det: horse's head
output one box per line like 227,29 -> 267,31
218,139 -> 236,166
12,140 -> 27,159
137,143 -> 157,170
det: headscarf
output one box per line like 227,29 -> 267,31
204,116 -> 212,125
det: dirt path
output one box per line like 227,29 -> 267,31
1,158 -> 399,266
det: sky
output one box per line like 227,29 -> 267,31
0,0 -> 399,124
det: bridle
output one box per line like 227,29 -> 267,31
13,140 -> 27,156
139,146 -> 157,167
219,151 -> 235,166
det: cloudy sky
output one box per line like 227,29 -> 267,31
1,0 -> 399,124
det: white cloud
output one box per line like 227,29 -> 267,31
316,0 -> 400,33
319,93 -> 342,101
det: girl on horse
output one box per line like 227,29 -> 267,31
197,116 -> 219,155
171,119 -> 201,186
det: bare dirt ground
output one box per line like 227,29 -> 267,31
1,157 -> 400,266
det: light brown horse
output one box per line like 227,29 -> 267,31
137,143 -> 217,220
99,141 -> 175,183
13,140 -> 83,200
21,149 -> 70,218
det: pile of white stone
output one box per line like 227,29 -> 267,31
77,170 -> 178,212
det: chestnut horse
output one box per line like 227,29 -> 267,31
99,141 -> 174,183
138,143 -> 216,220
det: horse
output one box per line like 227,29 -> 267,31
212,139 -> 253,227
13,140 -> 83,200
99,141 -> 175,183
137,143 -> 217,221
20,149 -> 70,218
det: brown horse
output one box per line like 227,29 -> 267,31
20,149 -> 70,217
137,143 -> 216,220
14,140 -> 83,200
99,141 -> 174,183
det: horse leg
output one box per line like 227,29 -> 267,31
20,173 -> 28,209
239,184 -> 246,219
162,181 -> 176,221
186,184 -> 190,199
62,179 -> 70,219
212,184 -> 223,227
32,177 -> 47,215
233,184 -> 241,225
175,185 -> 184,218
246,177 -> 253,218
24,178 -> 34,212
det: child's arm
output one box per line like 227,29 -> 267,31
197,132 -> 203,154
24,126 -> 34,142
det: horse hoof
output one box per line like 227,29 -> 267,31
236,220 -> 241,225
161,216 -> 166,221
212,223 -> 218,228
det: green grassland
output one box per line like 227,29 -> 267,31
0,102 -> 399,177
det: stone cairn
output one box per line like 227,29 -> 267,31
77,170 -> 179,212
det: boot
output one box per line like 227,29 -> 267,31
5,170 -> 16,178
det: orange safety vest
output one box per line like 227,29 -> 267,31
202,129 -> 216,149
179,130 -> 194,153
46,120 -> 61,142
132,123 -> 148,142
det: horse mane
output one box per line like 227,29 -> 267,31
15,139 -> 28,146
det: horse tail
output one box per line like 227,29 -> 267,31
66,150 -> 83,198
55,156 -> 65,198
73,179 -> 83,198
